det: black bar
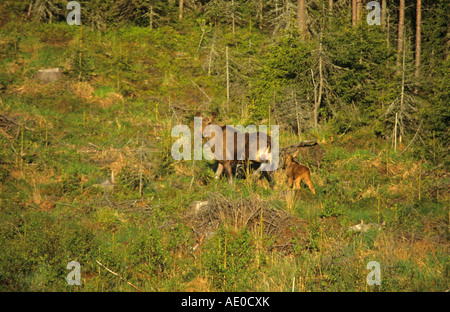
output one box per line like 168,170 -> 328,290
0,292 -> 446,310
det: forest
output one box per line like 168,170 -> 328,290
0,0 -> 448,292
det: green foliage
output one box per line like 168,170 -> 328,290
325,24 -> 396,126
126,227 -> 168,276
420,57 -> 450,168
67,45 -> 95,81
250,34 -> 312,125
0,210 -> 99,291
320,201 -> 343,218
0,1 -> 448,292
203,226 -> 256,291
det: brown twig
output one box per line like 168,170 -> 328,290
95,259 -> 142,292
0,114 -> 34,132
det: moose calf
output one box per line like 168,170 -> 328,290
284,150 -> 315,194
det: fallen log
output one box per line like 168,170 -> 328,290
280,140 -> 318,154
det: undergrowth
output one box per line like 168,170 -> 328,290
0,20 -> 448,292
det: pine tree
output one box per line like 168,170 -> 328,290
396,0 -> 405,72
297,0 -> 307,39
414,0 -> 422,79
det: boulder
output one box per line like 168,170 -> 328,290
35,68 -> 63,83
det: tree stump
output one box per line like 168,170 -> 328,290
35,68 -> 63,83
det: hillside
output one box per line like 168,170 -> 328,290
0,1 -> 449,292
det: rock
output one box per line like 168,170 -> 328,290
191,201 -> 209,215
93,171 -> 116,192
349,220 -> 385,233
99,179 -> 115,191
35,68 -> 63,83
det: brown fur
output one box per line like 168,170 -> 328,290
195,112 -> 273,187
284,151 -> 315,194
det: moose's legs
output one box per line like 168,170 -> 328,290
251,162 -> 275,189
223,162 -> 233,184
303,174 -> 316,194
215,160 -> 274,188
293,178 -> 301,190
215,163 -> 224,179
287,175 -> 294,188
293,172 -> 316,194
215,161 -> 233,184
265,170 -> 274,189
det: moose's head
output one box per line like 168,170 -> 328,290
282,149 -> 300,169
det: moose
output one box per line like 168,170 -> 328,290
283,148 -> 316,194
195,112 -> 277,188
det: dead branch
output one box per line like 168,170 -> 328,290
0,114 -> 35,132
281,140 -> 318,154
95,259 -> 142,292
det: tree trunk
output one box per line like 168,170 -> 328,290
316,40 -> 323,130
386,6 -> 390,50
317,5 -> 324,130
297,0 -> 307,39
356,0 -> 362,25
179,0 -> 183,20
232,0 -> 235,35
396,0 -> 405,71
394,112 -> 398,151
399,34 -> 406,141
381,0 -> 386,30
328,0 -> 333,15
226,46 -> 230,111
150,5 -> 153,29
311,69 -> 318,129
208,42 -> 214,76
259,0 -> 263,30
352,0 -> 357,27
414,0 -> 422,79
293,90 -> 301,141
27,2 -> 33,18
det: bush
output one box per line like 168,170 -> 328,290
126,227 -> 168,277
202,226 -> 256,291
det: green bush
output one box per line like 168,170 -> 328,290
202,226 -> 256,291
126,227 -> 168,277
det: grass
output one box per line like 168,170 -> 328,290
0,20 -> 449,292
